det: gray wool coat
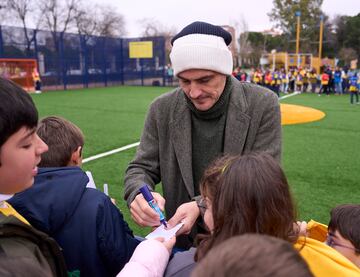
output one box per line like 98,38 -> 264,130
124,77 -> 281,244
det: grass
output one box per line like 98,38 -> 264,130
32,88 -> 360,236
281,93 -> 360,222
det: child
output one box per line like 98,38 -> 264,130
192,234 -> 313,277
36,116 -> 97,188
118,237 -> 176,276
348,72 -> 359,104
9,116 -> 140,277
328,204 -> 360,268
36,116 -> 84,167
319,70 -> 330,96
165,153 -> 360,277
32,68 -> 42,94
0,77 -> 67,276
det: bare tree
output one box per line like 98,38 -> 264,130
7,0 -> 42,54
74,4 -> 126,39
232,16 -> 251,67
138,18 -> 176,38
137,18 -> 177,63
95,5 -> 126,38
338,47 -> 357,65
74,4 -> 98,39
40,0 -> 78,50
0,0 -> 10,24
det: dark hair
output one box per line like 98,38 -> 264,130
328,204 -> 360,255
37,116 -> 84,167
196,152 -> 298,261
0,77 -> 38,148
192,234 -> 313,277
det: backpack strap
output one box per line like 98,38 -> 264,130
0,213 -> 68,276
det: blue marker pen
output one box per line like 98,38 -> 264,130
139,184 -> 167,228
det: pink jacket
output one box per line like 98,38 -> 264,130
118,239 -> 170,277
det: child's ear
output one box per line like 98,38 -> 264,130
69,146 -> 83,166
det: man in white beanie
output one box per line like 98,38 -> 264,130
124,21 -> 281,249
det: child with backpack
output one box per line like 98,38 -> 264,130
9,116 -> 140,276
0,77 -> 67,276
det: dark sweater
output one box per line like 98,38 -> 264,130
185,77 -> 232,194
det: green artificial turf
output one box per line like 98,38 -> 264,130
281,93 -> 360,223
32,88 -> 360,236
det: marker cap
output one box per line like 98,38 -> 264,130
139,184 -> 153,202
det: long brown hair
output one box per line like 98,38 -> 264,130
195,152 -> 298,261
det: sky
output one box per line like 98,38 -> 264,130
94,0 -> 360,37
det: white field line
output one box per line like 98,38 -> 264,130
83,142 -> 140,164
279,91 -> 301,100
83,92 -> 300,164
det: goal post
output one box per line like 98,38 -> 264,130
0,58 -> 38,92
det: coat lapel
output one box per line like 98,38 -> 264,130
169,94 -> 194,197
169,78 -> 251,197
224,79 -> 251,155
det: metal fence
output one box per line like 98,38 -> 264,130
0,25 -> 168,90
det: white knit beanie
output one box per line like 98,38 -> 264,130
170,21 -> 233,76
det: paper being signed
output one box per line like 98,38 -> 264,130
145,222 -> 184,241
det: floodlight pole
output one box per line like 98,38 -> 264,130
295,11 -> 301,67
318,15 -> 324,61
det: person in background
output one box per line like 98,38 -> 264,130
166,64 -> 174,86
348,72 -> 359,104
309,69 -> 318,93
280,68 -> 289,94
319,69 -> 330,96
334,67 -> 343,95
302,68 -> 310,93
342,66 -> 349,94
32,68 -> 42,94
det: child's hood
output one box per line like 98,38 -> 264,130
8,166 -> 88,234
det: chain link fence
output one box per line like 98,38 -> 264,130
0,25 -> 168,90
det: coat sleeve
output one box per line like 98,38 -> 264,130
97,197 -> 140,276
117,239 -> 170,277
250,91 -> 282,162
124,100 -> 162,207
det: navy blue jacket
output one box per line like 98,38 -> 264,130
9,167 -> 139,277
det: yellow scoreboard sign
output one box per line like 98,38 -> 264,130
129,41 -> 153,58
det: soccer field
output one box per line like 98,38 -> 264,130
31,87 -> 360,236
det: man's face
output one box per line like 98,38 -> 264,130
178,69 -> 227,111
0,127 -> 48,194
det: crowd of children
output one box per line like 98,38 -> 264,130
232,66 -> 360,104
0,76 -> 359,277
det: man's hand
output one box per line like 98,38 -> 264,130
130,192 -> 166,227
167,201 -> 200,236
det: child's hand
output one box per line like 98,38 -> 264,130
155,237 -> 176,254
296,221 -> 308,236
